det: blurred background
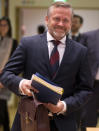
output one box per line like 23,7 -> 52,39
0,0 -> 99,40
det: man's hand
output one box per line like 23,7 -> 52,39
44,100 -> 64,114
20,79 -> 39,96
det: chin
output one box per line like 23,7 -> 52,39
56,33 -> 65,40
53,31 -> 64,37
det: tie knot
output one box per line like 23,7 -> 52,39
51,40 -> 60,46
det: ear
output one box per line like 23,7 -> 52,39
45,16 -> 49,25
80,24 -> 83,28
69,20 -> 72,30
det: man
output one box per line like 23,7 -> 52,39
80,29 -> 99,131
69,14 -> 85,129
0,2 -> 93,131
70,14 -> 84,43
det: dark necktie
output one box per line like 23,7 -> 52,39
50,40 -> 60,77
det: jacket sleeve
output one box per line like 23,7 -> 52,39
64,47 -> 94,114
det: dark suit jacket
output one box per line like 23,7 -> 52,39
0,32 -> 93,131
82,29 -> 99,79
72,33 -> 84,43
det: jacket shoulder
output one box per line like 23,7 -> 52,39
68,38 -> 87,51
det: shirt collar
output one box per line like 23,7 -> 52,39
69,32 -> 80,38
47,31 -> 66,45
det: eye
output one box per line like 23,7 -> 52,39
63,19 -> 69,24
54,17 -> 60,22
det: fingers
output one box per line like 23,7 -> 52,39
20,79 -> 38,96
21,80 -> 31,96
44,103 -> 58,113
43,101 -> 64,113
30,88 -> 39,93
22,85 -> 32,96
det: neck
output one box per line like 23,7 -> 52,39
71,31 -> 78,36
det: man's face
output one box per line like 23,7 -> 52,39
45,7 -> 72,40
71,17 -> 82,33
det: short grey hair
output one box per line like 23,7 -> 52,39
47,1 -> 73,18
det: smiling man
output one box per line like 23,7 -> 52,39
0,2 -> 93,131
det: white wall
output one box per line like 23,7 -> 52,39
20,8 -> 99,37
74,9 -> 99,33
20,8 -> 47,37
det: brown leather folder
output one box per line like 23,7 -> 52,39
18,97 -> 50,131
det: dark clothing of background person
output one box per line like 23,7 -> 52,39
0,100 -> 10,131
71,33 -> 84,43
69,14 -> 86,129
69,32 -> 87,130
0,36 -> 18,131
79,29 -> 99,130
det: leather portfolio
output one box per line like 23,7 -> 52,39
18,97 -> 50,131
31,73 -> 64,105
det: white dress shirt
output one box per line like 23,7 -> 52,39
47,31 -> 66,64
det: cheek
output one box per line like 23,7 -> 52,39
1,27 -> 5,32
66,23 -> 71,29
64,24 -> 71,32
4,28 -> 8,32
49,19 -> 57,26
48,21 -> 55,29
2,28 -> 8,35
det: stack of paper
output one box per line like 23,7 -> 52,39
31,73 -> 64,105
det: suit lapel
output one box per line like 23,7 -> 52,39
53,37 -> 73,79
40,33 -> 52,78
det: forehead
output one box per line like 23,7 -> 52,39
73,17 -> 80,22
50,7 -> 72,17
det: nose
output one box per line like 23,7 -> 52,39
58,20 -> 64,26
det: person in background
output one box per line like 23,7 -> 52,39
69,14 -> 86,130
69,14 -> 84,43
80,29 -> 99,131
0,16 -> 18,131
0,2 -> 93,131
20,25 -> 27,37
37,24 -> 46,34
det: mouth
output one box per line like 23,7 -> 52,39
53,30 -> 65,38
55,28 -> 65,33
